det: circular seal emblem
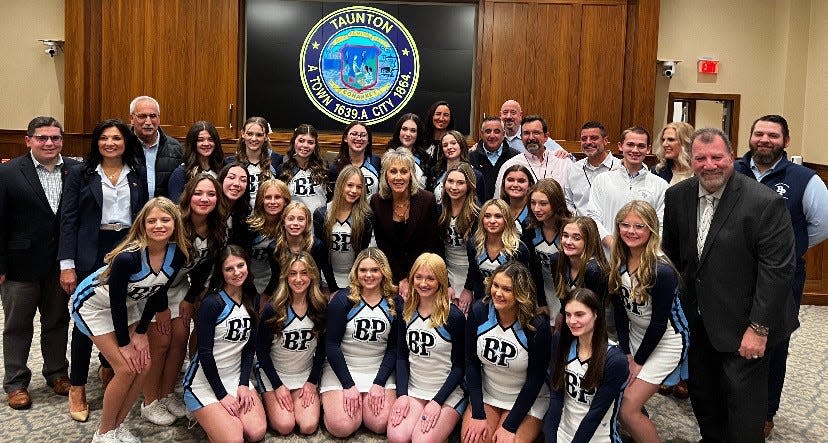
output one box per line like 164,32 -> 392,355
300,6 -> 419,125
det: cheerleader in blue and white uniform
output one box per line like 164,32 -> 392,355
218,162 -> 250,246
141,175 -> 227,425
465,199 -> 535,301
183,245 -> 266,442
499,164 -> 536,234
387,253 -> 466,443
438,162 -> 479,314
255,252 -> 327,435
545,287 -> 628,443
226,116 -> 283,208
608,200 -> 689,442
245,178 -> 290,296
276,124 -> 328,216
329,121 -> 382,199
320,247 -> 402,438
431,131 -> 485,205
69,197 -> 188,442
462,261 -> 551,443
523,178 -> 572,319
550,216 -> 611,337
314,165 -> 373,295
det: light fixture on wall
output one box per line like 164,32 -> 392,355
657,59 -> 682,78
38,39 -> 64,58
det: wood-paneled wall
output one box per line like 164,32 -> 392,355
474,0 -> 657,141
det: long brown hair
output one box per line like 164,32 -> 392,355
438,162 -> 479,242
552,288 -> 607,391
266,252 -> 327,340
484,261 -> 538,332
178,174 -> 227,258
247,179 -> 291,239
555,217 -> 608,300
235,117 -> 275,180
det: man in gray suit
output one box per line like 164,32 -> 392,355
662,128 -> 797,442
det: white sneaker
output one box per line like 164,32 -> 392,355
115,424 -> 141,443
91,429 -> 120,443
162,394 -> 188,418
140,399 -> 176,426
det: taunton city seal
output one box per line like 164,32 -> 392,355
300,6 -> 419,125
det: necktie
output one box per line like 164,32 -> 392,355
697,195 -> 715,257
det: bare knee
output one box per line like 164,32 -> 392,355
387,425 -> 411,443
297,420 -> 318,435
324,415 -> 358,438
270,416 -> 295,436
244,421 -> 267,442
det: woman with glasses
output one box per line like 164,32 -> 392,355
330,122 -> 381,199
609,200 -> 689,443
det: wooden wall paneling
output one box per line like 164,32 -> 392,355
478,1 -> 531,117
529,3 -> 576,140
65,0 -> 102,134
621,0 -> 658,133
576,3 -> 627,143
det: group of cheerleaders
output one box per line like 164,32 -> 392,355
69,112 -> 688,443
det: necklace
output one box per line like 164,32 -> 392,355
102,165 -> 121,182
393,199 -> 410,220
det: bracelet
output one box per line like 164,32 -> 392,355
749,322 -> 769,337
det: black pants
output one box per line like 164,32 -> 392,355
767,264 -> 805,420
689,318 -> 771,443
68,229 -> 124,386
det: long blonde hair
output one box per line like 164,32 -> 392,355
100,197 -> 190,281
325,165 -> 370,249
474,199 -> 519,256
247,179 -> 291,239
608,200 -> 672,303
276,201 -> 314,264
403,253 -> 450,328
266,252 -> 327,340
655,122 -> 694,173
484,261 -> 538,332
347,247 -> 397,317
438,162 -> 479,241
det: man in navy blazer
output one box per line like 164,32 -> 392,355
662,128 -> 797,442
0,117 -> 79,409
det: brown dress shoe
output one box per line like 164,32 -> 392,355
672,380 -> 690,399
764,420 -> 774,439
49,375 -> 71,396
8,388 -> 31,410
98,366 -> 115,391
68,385 -> 88,422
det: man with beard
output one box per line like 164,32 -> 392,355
493,115 -> 575,199
129,95 -> 183,197
469,116 -> 520,201
499,100 -> 569,157
583,127 -> 667,250
662,128 -> 797,442
564,121 -> 621,215
734,114 -> 828,438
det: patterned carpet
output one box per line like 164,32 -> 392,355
1,305 -> 826,442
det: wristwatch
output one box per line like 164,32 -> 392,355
749,322 -> 769,337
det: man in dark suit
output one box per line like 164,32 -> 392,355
0,116 -> 80,409
662,128 -> 798,442
129,95 -> 183,197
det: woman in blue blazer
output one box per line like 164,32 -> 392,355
58,118 -> 148,422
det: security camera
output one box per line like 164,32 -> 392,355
38,39 -> 64,58
662,61 -> 676,78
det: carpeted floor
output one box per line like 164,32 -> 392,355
1,305 -> 825,442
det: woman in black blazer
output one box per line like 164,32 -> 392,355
370,149 -> 440,298
58,118 -> 148,422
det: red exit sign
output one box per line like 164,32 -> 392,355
698,59 -> 719,74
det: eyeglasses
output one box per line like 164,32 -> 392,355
132,113 -> 159,121
31,135 -> 63,143
618,222 -> 648,232
349,132 -> 368,139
